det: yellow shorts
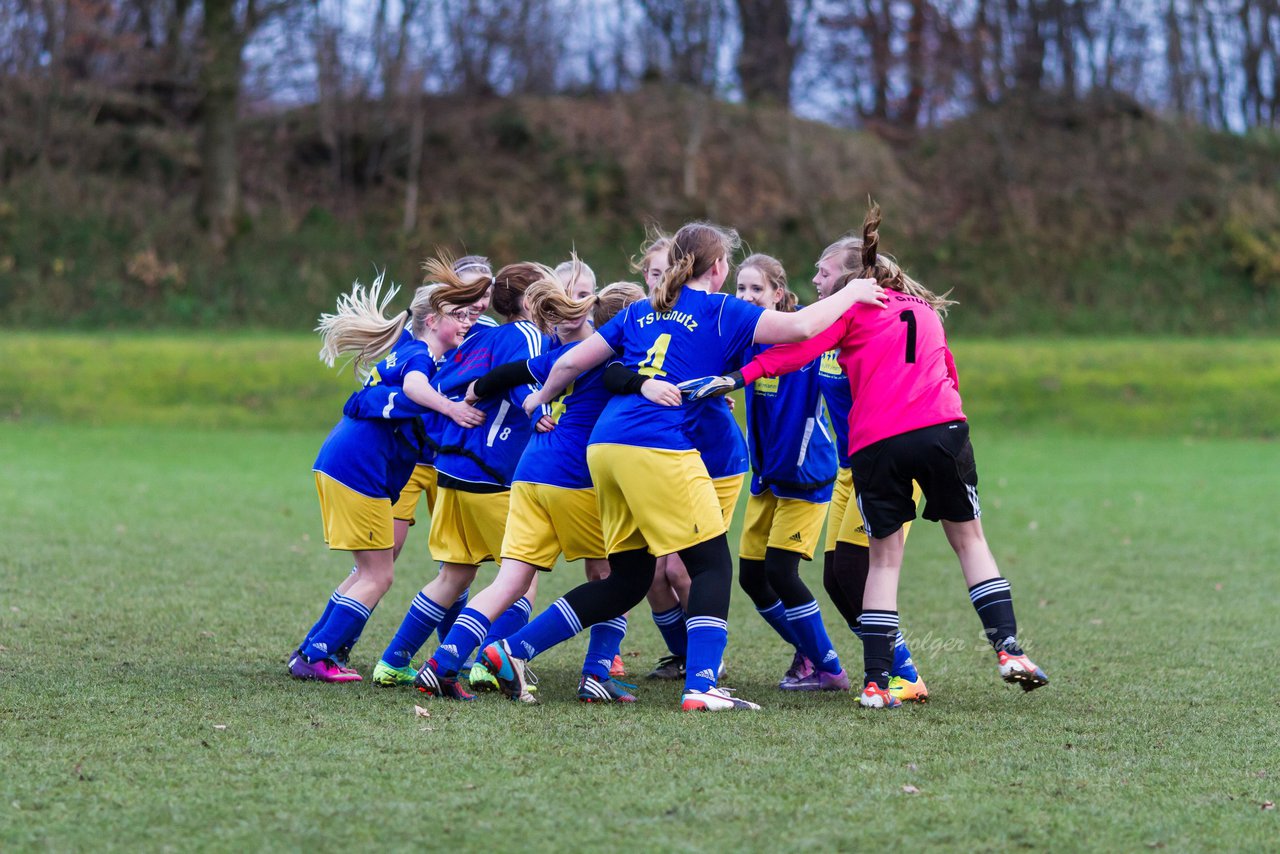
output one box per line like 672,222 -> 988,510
587,444 -> 725,556
740,491 -> 829,561
713,474 -> 745,528
824,467 -> 855,552
501,482 -> 606,569
314,471 -> 394,551
427,487 -> 510,565
833,475 -> 922,548
391,464 -> 438,524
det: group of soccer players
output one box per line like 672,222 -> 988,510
290,207 -> 1050,712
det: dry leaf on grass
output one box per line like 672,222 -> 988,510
1262,801 -> 1275,810
413,705 -> 431,718
902,785 -> 920,795
212,724 -> 227,731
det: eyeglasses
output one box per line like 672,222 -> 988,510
446,308 -> 474,323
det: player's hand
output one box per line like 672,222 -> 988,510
846,277 -> 886,308
676,374 -> 742,401
448,401 -> 486,428
725,395 -> 735,411
641,378 -> 682,407
522,391 -> 545,416
535,414 -> 556,433
464,381 -> 479,406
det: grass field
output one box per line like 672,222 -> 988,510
2,337 -> 1278,851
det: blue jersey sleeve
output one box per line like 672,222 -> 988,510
716,295 -> 765,360
526,342 -> 571,385
595,307 -> 628,353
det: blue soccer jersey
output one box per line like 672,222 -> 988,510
511,341 -> 613,490
433,320 -> 549,489
688,396 -> 749,479
818,349 -> 853,468
467,314 -> 500,338
742,343 -> 838,502
589,288 -> 764,451
313,330 -> 436,501
410,349 -> 453,466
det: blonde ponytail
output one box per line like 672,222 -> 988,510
593,281 -> 646,327
316,272 -> 407,380
525,278 -> 595,336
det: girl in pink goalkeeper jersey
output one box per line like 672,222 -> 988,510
685,204 -> 1049,709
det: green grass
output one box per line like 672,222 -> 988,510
1,422 -> 1277,851
1,334 -> 1276,849
2,333 -> 1278,438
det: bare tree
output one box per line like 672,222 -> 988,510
735,0 -> 803,106
195,0 -> 288,248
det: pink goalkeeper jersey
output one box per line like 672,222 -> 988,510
740,290 -> 964,455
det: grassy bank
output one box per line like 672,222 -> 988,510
2,333 -> 1276,438
3,91 -> 1280,334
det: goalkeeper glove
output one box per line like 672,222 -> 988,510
676,371 -> 744,401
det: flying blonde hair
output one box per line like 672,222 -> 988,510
316,272 -> 409,380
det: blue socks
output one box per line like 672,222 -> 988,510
381,592 -> 447,667
482,597 -> 533,646
437,587 -> 469,643
431,607 -> 491,676
651,606 -> 687,657
892,630 -> 919,681
785,600 -> 841,674
684,615 -> 728,693
303,591 -> 341,648
503,598 -> 582,661
582,616 -> 627,680
302,595 -> 371,662
756,599 -> 801,648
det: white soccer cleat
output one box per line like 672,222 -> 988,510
680,686 -> 761,711
858,682 -> 902,709
997,650 -> 1049,691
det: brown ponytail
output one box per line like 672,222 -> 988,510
652,222 -> 739,313
829,202 -> 956,318
492,262 -> 556,319
414,251 -> 495,334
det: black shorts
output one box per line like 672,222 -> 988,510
849,420 -> 980,539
